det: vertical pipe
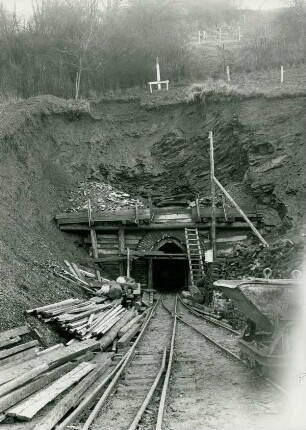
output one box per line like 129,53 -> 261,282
203,30 -> 206,41
238,26 -> 241,42
209,131 -> 216,261
198,30 -> 201,44
156,57 -> 161,89
219,28 -> 222,43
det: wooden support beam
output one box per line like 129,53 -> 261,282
90,229 -> 99,259
118,227 -> 125,276
60,221 -> 254,232
148,259 -> 153,289
213,177 -> 269,247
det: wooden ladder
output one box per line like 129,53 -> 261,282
185,228 -> 205,286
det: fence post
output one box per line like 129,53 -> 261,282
280,65 -> 284,83
198,31 -> 201,44
156,57 -> 161,89
203,30 -> 206,41
238,26 -> 241,42
219,28 -> 222,43
226,66 -> 230,82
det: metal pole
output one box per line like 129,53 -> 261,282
209,131 -> 216,261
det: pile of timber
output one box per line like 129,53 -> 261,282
28,289 -> 153,343
0,324 -> 114,427
27,298 -> 127,341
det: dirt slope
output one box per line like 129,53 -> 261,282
0,94 -> 305,329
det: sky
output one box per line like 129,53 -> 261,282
2,0 -> 287,18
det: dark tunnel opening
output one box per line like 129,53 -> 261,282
152,242 -> 189,292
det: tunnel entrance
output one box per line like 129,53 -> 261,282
151,241 -> 189,292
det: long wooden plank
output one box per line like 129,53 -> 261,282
57,304 -> 112,323
0,340 -> 39,360
56,209 -> 150,225
0,339 -> 100,386
7,362 -> 96,421
0,347 -> 40,369
0,362 -> 75,414
0,363 -> 48,398
33,357 -> 112,430
26,299 -> 81,315
0,336 -> 21,349
0,325 -> 30,342
117,314 -> 144,338
117,323 -> 141,350
193,206 -> 258,219
213,177 -> 268,247
60,221 -> 253,232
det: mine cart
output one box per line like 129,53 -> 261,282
213,270 -> 302,376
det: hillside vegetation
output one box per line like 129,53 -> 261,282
0,0 -> 305,99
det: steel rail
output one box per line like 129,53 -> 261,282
163,297 -> 240,361
80,295 -> 164,430
156,295 -> 178,430
57,296 -> 162,430
127,348 -> 167,430
178,295 -> 240,335
176,298 -> 289,397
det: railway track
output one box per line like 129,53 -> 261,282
57,293 -> 288,430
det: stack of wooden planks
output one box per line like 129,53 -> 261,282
0,324 -> 115,427
27,298 -> 132,341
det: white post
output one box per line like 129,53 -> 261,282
238,26 -> 241,42
219,28 -> 222,43
243,12 -> 246,23
280,65 -> 284,83
198,30 -> 201,44
226,66 -> 230,82
156,57 -> 161,89
203,30 -> 206,41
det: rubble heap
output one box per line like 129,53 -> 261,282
213,239 -> 305,281
63,181 -> 145,213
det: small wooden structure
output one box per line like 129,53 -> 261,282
148,80 -> 169,93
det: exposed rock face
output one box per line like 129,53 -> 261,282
0,95 -> 304,327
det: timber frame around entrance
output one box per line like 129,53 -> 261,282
55,204 -> 260,287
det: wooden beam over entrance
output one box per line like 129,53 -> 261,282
59,221 -> 254,232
